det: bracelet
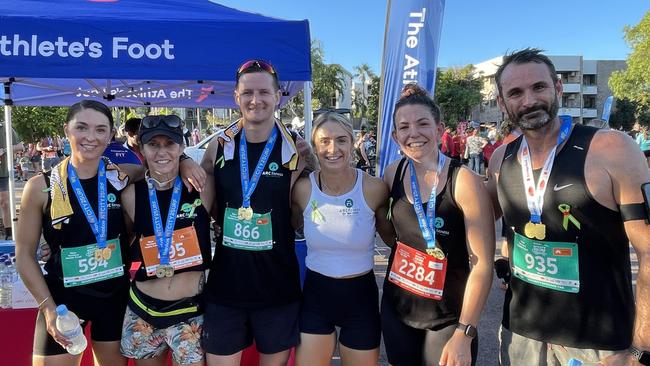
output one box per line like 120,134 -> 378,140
37,296 -> 51,309
179,153 -> 191,162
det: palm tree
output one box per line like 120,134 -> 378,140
353,63 -> 375,121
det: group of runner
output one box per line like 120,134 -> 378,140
14,49 -> 650,366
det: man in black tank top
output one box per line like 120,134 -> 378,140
486,49 -> 650,366
199,60 -> 310,366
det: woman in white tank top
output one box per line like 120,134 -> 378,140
292,112 -> 395,366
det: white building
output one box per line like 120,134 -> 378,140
472,55 -> 626,125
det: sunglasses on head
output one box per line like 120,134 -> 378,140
236,60 -> 277,80
141,115 -> 182,129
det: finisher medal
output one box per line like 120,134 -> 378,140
524,222 -> 536,239
238,206 -> 254,221
101,247 -> 112,260
535,223 -> 546,240
94,249 -> 103,261
164,265 -> 174,278
155,265 -> 166,278
426,247 -> 446,260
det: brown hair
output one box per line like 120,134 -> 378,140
392,83 -> 441,128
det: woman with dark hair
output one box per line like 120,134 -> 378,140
119,115 -> 214,365
16,100 -> 131,366
381,84 -> 494,366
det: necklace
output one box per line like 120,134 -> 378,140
145,170 -> 176,189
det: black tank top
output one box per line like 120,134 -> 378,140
42,172 -> 130,296
497,124 -> 634,350
205,131 -> 301,308
130,180 -> 212,282
383,158 -> 469,330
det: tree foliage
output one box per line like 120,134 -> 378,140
11,106 -> 67,142
352,63 -> 375,120
609,11 -> 650,108
608,98 -> 637,130
366,75 -> 381,129
434,65 -> 483,126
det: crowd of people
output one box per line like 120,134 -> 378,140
6,49 -> 649,366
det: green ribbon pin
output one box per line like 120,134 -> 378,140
558,204 -> 581,230
387,197 -> 393,221
310,200 -> 325,224
181,198 -> 202,218
215,156 -> 225,169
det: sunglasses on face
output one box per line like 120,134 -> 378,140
141,115 -> 182,129
236,60 -> 277,80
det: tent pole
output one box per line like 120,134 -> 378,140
3,102 -> 17,238
304,81 -> 312,139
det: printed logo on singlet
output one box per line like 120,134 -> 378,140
338,198 -> 360,216
178,199 -> 202,219
107,193 -> 121,210
262,161 -> 284,178
435,217 -> 450,236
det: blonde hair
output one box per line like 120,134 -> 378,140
310,112 -> 355,148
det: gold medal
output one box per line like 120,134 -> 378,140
101,247 -> 112,260
524,222 -> 535,239
94,249 -> 103,261
155,265 -> 166,278
164,265 -> 175,278
535,223 -> 546,240
426,247 -> 446,260
238,206 -> 254,221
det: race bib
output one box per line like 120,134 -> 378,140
139,226 -> 203,277
512,232 -> 580,293
222,207 -> 273,251
61,239 -> 124,287
388,242 -> 447,300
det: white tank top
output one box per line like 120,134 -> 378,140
303,169 -> 376,277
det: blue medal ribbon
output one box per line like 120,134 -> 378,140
239,127 -> 278,209
409,152 -> 446,251
68,159 -> 107,249
147,176 -> 183,266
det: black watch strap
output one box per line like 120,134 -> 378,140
630,346 -> 650,365
457,322 -> 477,338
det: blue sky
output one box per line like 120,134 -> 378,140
216,0 -> 649,74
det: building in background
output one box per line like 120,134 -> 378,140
471,55 -> 626,125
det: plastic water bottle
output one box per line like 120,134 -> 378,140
55,305 -> 87,355
0,259 -> 12,308
568,358 -> 600,366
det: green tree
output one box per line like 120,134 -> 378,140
11,106 -> 67,142
366,75 -> 381,129
282,40 -> 349,117
609,11 -> 650,108
352,63 -> 375,120
609,98 -> 637,130
434,65 -> 483,127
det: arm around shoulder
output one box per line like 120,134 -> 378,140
363,173 -> 396,246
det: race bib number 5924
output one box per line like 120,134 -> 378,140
388,242 -> 447,300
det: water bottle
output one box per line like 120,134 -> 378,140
55,305 -> 87,355
568,358 -> 600,366
0,259 -> 12,308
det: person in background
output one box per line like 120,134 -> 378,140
465,128 -> 486,174
123,118 -> 144,164
441,126 -> 455,158
636,125 -> 650,168
37,136 -> 60,172
0,121 -> 23,239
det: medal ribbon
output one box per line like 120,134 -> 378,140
409,151 -> 446,251
518,118 -> 572,224
558,204 -> 581,230
239,127 -> 278,209
147,176 -> 183,266
68,159 -> 107,249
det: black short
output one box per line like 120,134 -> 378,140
300,268 -> 380,350
33,281 -> 129,356
644,149 -> 650,158
202,301 -> 300,355
381,295 -> 478,366
0,177 -> 8,191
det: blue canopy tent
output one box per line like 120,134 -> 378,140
0,0 -> 313,232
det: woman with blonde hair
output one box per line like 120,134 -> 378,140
292,112 -> 394,366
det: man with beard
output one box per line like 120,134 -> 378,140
486,48 -> 650,366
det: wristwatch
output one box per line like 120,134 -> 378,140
456,322 -> 477,338
629,346 -> 650,365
